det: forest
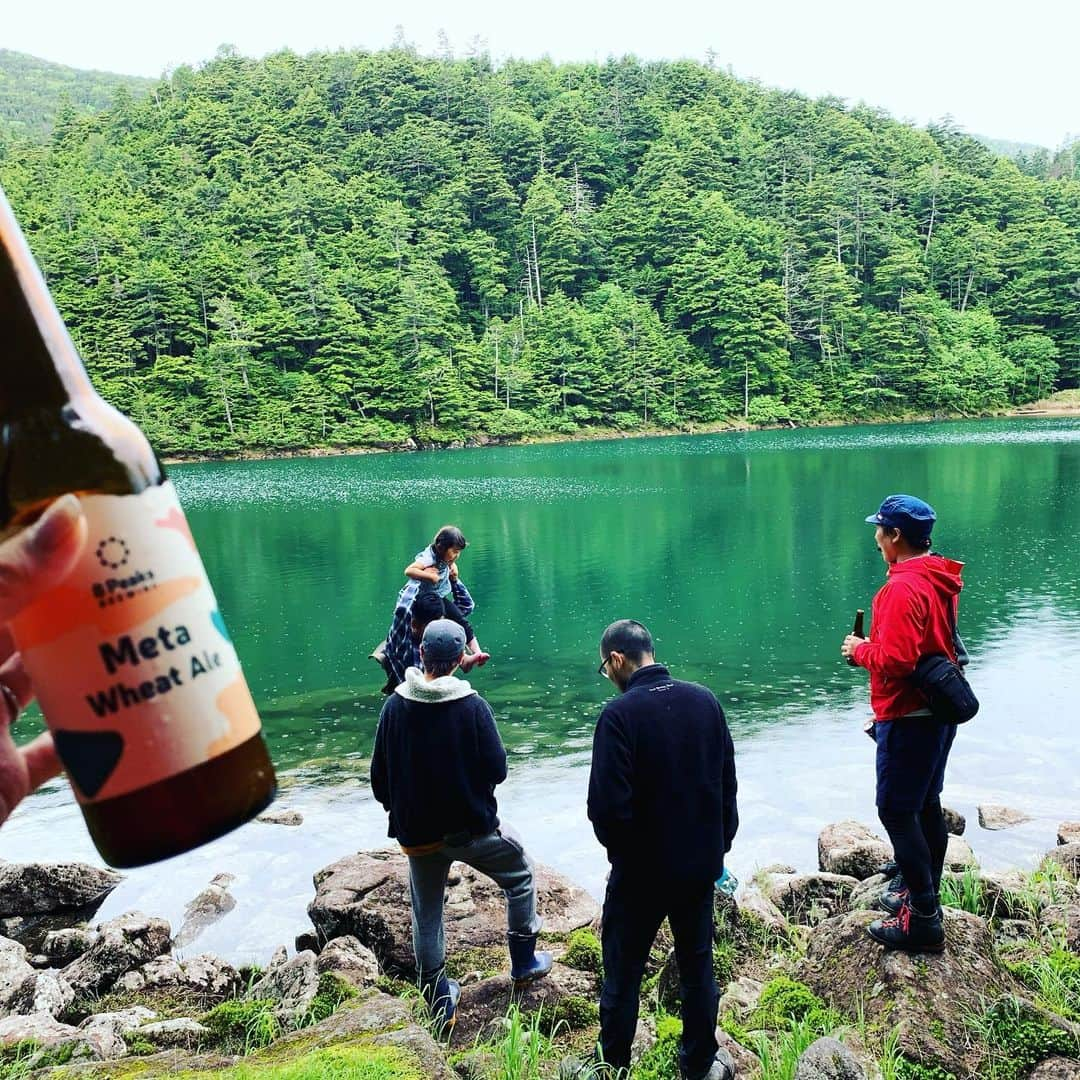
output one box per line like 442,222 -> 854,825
1,45 -> 1079,453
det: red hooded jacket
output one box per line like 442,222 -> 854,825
853,554 -> 964,721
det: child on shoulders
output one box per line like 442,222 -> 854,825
404,525 -> 490,672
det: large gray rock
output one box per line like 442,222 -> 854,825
42,928 -> 98,966
817,822 -> 892,880
78,1006 -> 157,1058
0,863 -> 121,918
137,1017 -> 211,1050
1029,1057 -> 1080,1079
1045,843 -> 1080,882
267,989 -> 454,1078
764,873 -> 860,925
978,804 -> 1032,831
245,950 -> 320,1025
308,848 -> 598,976
4,970 -> 74,1017
449,962 -> 598,1046
0,936 -> 33,1012
315,935 -> 380,990
801,908 -> 1012,1077
115,952 -> 241,998
173,873 -> 236,949
0,1011 -> 119,1060
795,1036 -> 866,1080
848,874 -> 889,912
734,886 -> 790,936
718,976 -> 763,1023
258,808 -> 304,826
1058,823 -> 1080,847
942,805 -> 966,835
62,911 -> 172,996
945,835 -> 979,871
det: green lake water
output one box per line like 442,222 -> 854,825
7,418 -> 1080,960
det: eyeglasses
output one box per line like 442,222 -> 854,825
597,655 -> 613,678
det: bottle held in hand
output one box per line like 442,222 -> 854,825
846,609 -> 865,667
0,186 -> 276,867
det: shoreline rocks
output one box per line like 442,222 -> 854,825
2,821 -> 1078,1078
308,848 -> 598,976
979,804 -> 1033,831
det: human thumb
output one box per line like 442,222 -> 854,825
0,495 -> 87,624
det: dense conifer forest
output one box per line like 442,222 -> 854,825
2,46 -> 1079,454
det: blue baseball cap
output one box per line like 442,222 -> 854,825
865,494 -> 936,536
421,619 -> 467,664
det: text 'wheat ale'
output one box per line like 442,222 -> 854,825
0,186 -> 275,867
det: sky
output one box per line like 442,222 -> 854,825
4,0 -> 1077,149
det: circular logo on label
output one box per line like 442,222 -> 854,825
96,537 -> 131,571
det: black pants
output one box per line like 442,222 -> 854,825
875,717 -> 957,913
439,596 -> 475,645
600,868 -> 718,1078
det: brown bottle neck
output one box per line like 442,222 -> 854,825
0,186 -> 96,417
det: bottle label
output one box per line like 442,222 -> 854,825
11,482 -> 262,804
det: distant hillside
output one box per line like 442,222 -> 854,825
0,49 -> 154,140
974,134 -> 1049,159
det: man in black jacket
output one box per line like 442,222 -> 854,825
371,619 -> 552,1029
589,620 -> 738,1080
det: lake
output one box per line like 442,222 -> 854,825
6,418 -> 1080,963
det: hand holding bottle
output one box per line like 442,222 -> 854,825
0,496 -> 86,827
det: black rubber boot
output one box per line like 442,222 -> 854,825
867,901 -> 945,953
508,932 -> 553,986
419,968 -> 460,1031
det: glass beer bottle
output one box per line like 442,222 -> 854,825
0,185 -> 275,867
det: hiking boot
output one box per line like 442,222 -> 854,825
867,900 -> 945,953
508,932 -> 553,986
420,970 -> 460,1031
878,869 -> 909,915
683,1047 -> 736,1080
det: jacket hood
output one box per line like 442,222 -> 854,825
394,666 -> 476,704
889,553 -> 964,599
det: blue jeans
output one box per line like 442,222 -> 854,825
407,823 -> 540,978
600,867 -> 718,1078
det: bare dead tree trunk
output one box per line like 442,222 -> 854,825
531,221 -> 542,310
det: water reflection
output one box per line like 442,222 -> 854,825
4,419 -> 1079,962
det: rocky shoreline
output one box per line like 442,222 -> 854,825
1,813 -> 1078,1079
159,398 -> 1080,466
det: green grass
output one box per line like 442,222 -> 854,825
0,1040 -> 77,1078
965,996 -> 1079,1080
751,1018 -> 824,1080
746,977 -> 843,1035
1006,942 -> 1080,1022
298,973 -> 359,1027
202,998 -> 281,1054
940,869 -> 985,916
562,929 -> 603,975
490,1004 -> 550,1080
192,1044 -> 423,1079
631,1013 -> 682,1080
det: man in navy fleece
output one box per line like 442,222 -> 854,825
589,619 -> 738,1080
371,619 -> 551,1029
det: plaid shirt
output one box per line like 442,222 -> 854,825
383,578 -> 475,685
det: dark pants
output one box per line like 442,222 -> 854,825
875,716 -> 957,912
600,868 -> 718,1078
439,596 -> 475,644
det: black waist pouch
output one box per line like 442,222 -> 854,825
912,654 -> 979,724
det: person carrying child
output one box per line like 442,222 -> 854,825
404,525 -> 490,672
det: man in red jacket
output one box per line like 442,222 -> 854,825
842,494 -> 963,952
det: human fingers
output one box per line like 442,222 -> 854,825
22,732 -> 61,791
0,495 -> 87,625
